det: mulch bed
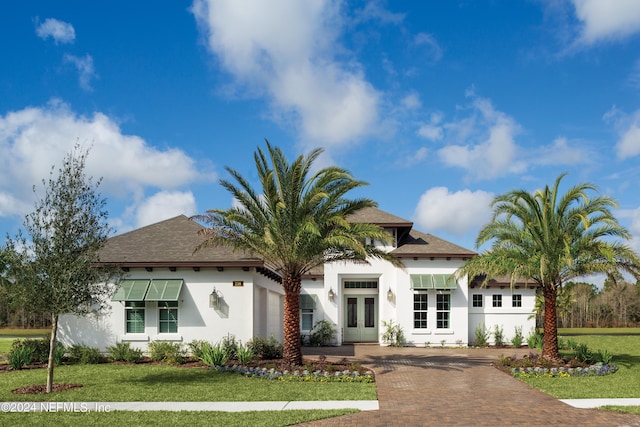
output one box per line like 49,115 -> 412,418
13,383 -> 83,394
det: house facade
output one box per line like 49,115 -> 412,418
59,208 -> 536,351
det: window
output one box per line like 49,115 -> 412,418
472,294 -> 483,308
300,294 -> 316,331
436,294 -> 450,329
344,281 -> 378,289
158,301 -> 178,333
512,294 -> 522,308
301,309 -> 313,330
125,301 -> 145,333
492,294 -> 502,308
413,293 -> 428,329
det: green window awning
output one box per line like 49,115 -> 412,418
300,294 -> 317,310
112,280 -> 151,301
145,279 -> 184,301
410,274 -> 457,290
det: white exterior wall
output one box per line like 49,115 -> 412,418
468,287 -> 537,345
59,267 -> 283,352
308,257 -> 471,346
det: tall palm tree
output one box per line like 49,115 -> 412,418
459,173 -> 640,360
193,142 -> 400,365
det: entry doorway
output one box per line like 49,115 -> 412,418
343,295 -> 378,342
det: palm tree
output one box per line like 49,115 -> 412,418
459,173 -> 640,360
193,142 -> 400,365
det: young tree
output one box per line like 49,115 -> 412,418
193,141 -> 400,365
459,174 -> 640,360
7,146 -> 119,392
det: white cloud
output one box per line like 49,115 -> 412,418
135,191 -> 197,228
64,54 -> 96,91
534,137 -> 590,165
401,93 -> 421,110
191,0 -> 380,147
413,187 -> 494,236
417,112 -> 443,141
617,207 -> 640,253
355,0 -> 404,25
604,107 -> 640,159
571,0 -> 640,44
36,18 -> 76,44
0,101 -> 214,220
438,97 -> 525,179
414,33 -> 442,62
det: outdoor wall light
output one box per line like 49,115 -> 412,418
387,288 -> 394,301
328,288 -> 335,302
209,287 -> 220,309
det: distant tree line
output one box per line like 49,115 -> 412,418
535,277 -> 640,328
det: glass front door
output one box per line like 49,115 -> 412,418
343,295 -> 378,342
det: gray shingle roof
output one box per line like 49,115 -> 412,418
100,208 -> 476,269
392,229 -> 477,258
347,207 -> 413,227
97,215 -> 261,267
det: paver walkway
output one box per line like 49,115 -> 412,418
299,345 -> 640,426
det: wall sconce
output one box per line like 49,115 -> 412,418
387,288 -> 394,301
209,287 -> 220,309
328,288 -> 335,302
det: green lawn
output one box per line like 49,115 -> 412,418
0,409 -> 358,426
557,328 -> 640,336
519,335 -> 640,399
1,363 -> 377,402
0,328 -> 49,337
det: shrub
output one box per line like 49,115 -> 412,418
10,338 -> 49,363
381,320 -> 405,347
221,335 -> 238,360
236,342 -> 255,365
9,345 -> 34,370
309,320 -> 337,346
68,344 -> 103,364
511,326 -> 524,347
526,329 -> 543,350
8,338 -> 64,366
199,342 -> 228,367
188,340 -> 208,359
596,349 -> 614,364
474,323 -> 489,347
493,325 -> 505,346
107,342 -> 143,363
148,341 -> 187,364
574,343 -> 594,363
248,335 -> 283,359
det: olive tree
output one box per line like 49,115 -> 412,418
7,146 -> 119,392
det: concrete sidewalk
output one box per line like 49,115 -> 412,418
561,398 -> 640,409
19,400 -> 378,412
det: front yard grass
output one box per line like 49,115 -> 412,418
0,409 -> 358,426
517,335 -> 640,399
1,363 -> 377,402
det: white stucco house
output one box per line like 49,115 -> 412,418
58,207 -> 536,351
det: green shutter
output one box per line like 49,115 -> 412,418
145,279 -> 183,301
410,275 -> 434,289
299,294 -> 316,310
112,280 -> 150,301
410,274 -> 457,290
432,274 -> 457,290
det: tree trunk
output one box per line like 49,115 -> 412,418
282,275 -> 302,366
46,313 -> 58,393
541,286 -> 560,361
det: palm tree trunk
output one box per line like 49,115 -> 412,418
46,313 -> 58,393
282,275 -> 302,366
541,286 -> 560,361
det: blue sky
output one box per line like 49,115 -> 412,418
2,0 -> 640,258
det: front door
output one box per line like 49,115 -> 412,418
343,295 -> 378,342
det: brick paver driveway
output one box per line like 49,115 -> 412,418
301,345 -> 640,426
